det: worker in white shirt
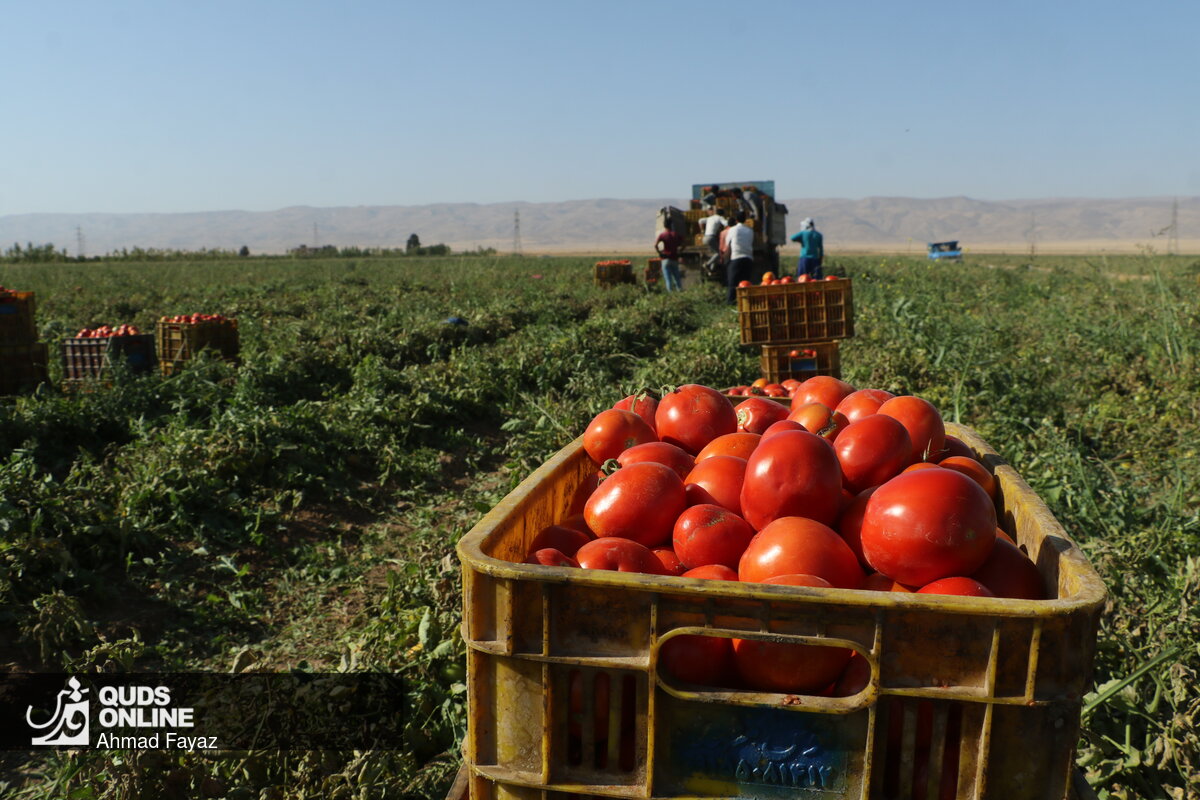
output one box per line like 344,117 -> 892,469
699,211 -> 727,279
721,211 -> 755,304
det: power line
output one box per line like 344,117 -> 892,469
512,209 -> 523,256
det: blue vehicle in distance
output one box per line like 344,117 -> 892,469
927,241 -> 963,261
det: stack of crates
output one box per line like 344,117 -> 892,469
0,288 -> 48,395
736,278 -> 855,384
645,258 -> 662,288
61,334 -> 157,384
455,424 -> 1106,800
593,260 -> 635,288
156,317 -> 240,376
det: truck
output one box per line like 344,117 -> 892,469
927,240 -> 963,261
655,181 -> 788,283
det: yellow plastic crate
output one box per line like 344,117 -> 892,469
456,423 -> 1105,800
760,341 -> 841,384
737,279 -> 855,344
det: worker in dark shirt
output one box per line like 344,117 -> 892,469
655,224 -> 685,292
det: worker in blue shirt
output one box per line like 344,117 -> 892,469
791,218 -> 824,279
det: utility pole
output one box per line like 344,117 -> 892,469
1169,197 -> 1179,256
313,222 -> 319,248
75,226 -> 85,259
1025,213 -> 1037,262
512,209 -> 523,256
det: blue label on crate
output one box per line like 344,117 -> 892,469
0,306 -> 16,315
660,698 -> 858,797
790,358 -> 818,371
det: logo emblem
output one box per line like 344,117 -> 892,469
27,676 -> 90,746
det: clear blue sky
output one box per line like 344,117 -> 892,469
3,0 -> 1197,215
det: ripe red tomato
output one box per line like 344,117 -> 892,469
792,376 -> 854,410
835,414 -> 913,493
902,462 -> 941,474
970,538 -> 1045,599
582,409 -> 657,465
759,419 -> 806,441
683,455 -> 747,516
734,396 -> 789,434
526,548 -> 580,568
736,280 -> 752,288
834,388 -> 895,424
575,537 -> 668,574
740,430 -> 843,530
917,577 -> 995,597
652,547 -> 687,576
682,564 -> 739,580
695,432 -> 760,462
835,485 -> 878,569
584,462 -> 686,547
780,378 -> 801,393
732,632 -> 851,694
529,524 -> 592,558
673,504 -> 755,570
659,631 -> 734,687
616,441 -> 695,481
557,513 -> 594,537
788,401 -> 848,442
833,652 -> 872,696
655,384 -> 738,455
934,434 -> 976,462
567,472 -> 601,516
878,395 -> 945,464
763,383 -> 787,398
937,456 -> 997,500
613,393 -> 659,434
738,516 -> 864,589
859,572 -> 913,592
860,469 -> 997,586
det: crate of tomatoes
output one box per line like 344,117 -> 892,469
0,285 -> 37,346
594,260 -> 636,287
457,380 -> 1105,800
156,313 -> 240,375
62,325 -> 156,382
736,275 -> 854,345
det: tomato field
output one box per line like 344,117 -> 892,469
1,252 -> 1198,799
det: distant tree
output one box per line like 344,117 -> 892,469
239,245 -> 250,257
406,233 -> 421,253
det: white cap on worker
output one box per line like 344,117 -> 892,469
801,217 -> 815,230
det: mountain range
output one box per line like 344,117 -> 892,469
2,196 -> 1196,256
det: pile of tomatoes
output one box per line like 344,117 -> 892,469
159,313 -> 236,326
737,273 -> 842,288
0,285 -> 14,297
74,324 -> 142,338
521,379 -> 1045,696
594,260 -> 632,268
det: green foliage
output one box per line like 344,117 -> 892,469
1,253 -> 1198,798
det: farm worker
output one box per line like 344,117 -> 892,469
723,212 -> 755,305
700,211 -> 728,279
655,222 -> 685,292
791,217 -> 824,279
701,185 -> 719,210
